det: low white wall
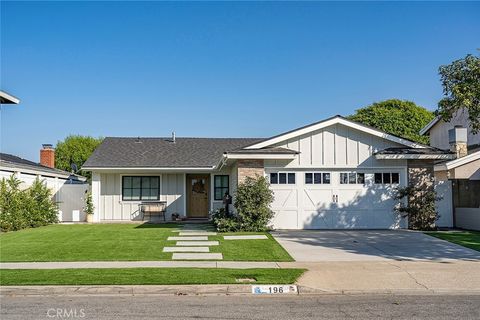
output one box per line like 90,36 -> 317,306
456,208 -> 480,231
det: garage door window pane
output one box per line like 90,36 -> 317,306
392,173 -> 399,184
270,173 -> 278,184
313,173 -> 322,184
288,173 -> 295,184
305,173 -> 313,184
348,173 -> 357,184
279,173 -> 287,184
322,173 -> 331,184
340,173 -> 348,184
357,173 -> 365,184
383,173 -> 391,184
374,173 -> 382,184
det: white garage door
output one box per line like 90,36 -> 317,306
268,170 -> 407,229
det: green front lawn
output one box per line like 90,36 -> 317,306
0,268 -> 305,286
0,224 -> 293,262
426,231 -> 480,252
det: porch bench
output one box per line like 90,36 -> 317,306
139,202 -> 167,221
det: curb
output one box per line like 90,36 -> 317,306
2,285 -> 480,297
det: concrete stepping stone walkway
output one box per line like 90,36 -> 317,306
162,224 -> 223,260
163,247 -> 210,253
223,235 -> 268,240
167,236 -> 208,241
172,253 -> 223,260
176,241 -> 219,246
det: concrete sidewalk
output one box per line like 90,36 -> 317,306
0,261 -> 281,269
279,260 -> 480,294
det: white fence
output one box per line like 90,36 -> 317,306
56,184 -> 89,222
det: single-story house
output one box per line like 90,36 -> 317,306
420,111 -> 480,230
83,115 -> 457,229
0,146 -> 88,222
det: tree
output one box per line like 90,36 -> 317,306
348,99 -> 435,145
55,135 -> 103,179
438,54 -> 480,133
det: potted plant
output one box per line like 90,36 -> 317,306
84,191 -> 94,223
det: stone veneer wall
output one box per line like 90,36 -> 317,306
408,159 -> 435,190
407,159 -> 436,229
237,159 -> 264,183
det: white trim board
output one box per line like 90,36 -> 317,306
0,91 -> 20,104
245,116 -> 426,150
419,116 -> 441,136
434,151 -> 480,171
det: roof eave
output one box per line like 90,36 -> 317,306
224,153 -> 297,160
419,116 -> 441,136
434,151 -> 480,171
375,154 -> 456,160
0,91 -> 20,104
82,166 -> 216,172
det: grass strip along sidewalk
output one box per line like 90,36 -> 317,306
0,268 -> 305,286
425,231 -> 480,252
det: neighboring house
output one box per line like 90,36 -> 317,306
420,110 -> 480,152
0,145 -> 88,222
420,112 -> 480,231
83,115 -> 454,229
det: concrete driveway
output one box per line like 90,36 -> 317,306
272,230 -> 480,262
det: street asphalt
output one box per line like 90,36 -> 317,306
1,294 -> 479,319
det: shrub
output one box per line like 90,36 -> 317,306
211,175 -> 275,232
84,191 -> 94,215
394,186 -> 440,231
234,175 -> 274,232
211,208 -> 239,232
0,175 -> 58,232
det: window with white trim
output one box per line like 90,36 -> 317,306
305,172 -> 331,184
270,172 -> 296,184
340,172 -> 365,184
374,172 -> 400,184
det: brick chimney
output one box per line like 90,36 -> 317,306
40,144 -> 55,168
448,126 -> 468,158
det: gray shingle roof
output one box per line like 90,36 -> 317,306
0,153 -> 85,180
82,137 -> 265,168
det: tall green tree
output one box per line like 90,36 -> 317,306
348,99 -> 435,145
55,135 -> 103,179
438,54 -> 480,133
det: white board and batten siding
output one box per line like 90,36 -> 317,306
264,123 -> 409,229
96,173 -> 185,221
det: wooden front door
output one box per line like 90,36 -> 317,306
186,174 -> 210,218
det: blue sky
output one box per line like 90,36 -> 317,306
1,1 -> 479,161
